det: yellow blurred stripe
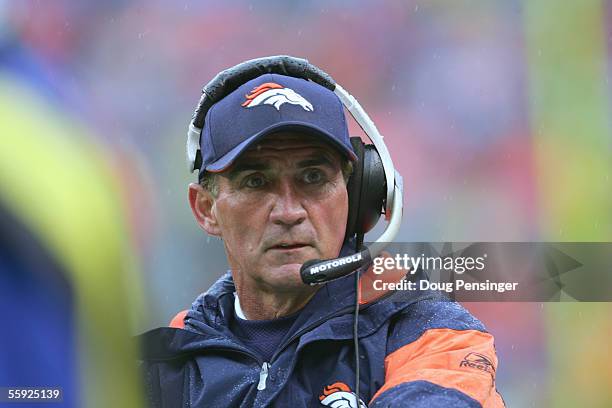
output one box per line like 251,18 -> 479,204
0,75 -> 144,408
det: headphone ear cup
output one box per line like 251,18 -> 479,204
359,144 -> 386,234
345,138 -> 365,240
345,138 -> 387,240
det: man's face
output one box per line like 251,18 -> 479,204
191,132 -> 349,292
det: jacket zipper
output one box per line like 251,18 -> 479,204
186,347 -> 272,393
257,362 -> 270,391
185,345 -> 273,392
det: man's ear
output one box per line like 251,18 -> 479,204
188,183 -> 221,236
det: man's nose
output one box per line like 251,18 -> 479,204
269,181 -> 307,227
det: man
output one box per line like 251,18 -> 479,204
139,63 -> 504,407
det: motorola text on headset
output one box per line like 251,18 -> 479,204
185,55 -> 403,285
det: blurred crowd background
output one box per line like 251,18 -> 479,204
1,0 -> 611,406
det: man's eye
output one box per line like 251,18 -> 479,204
303,169 -> 325,184
244,174 -> 266,188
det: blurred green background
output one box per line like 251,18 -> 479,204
1,1 -> 611,406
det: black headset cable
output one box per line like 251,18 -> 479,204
353,233 -> 364,406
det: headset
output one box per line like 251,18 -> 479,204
186,55 -> 403,285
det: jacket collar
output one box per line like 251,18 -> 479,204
139,268 -> 439,361
183,267 -> 426,341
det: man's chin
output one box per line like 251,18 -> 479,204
264,263 -> 308,288
271,262 -> 303,276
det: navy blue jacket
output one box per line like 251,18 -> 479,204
139,271 -> 504,407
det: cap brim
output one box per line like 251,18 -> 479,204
204,122 -> 357,173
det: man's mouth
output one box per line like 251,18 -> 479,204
269,243 -> 310,251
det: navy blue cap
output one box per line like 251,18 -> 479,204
200,73 -> 357,175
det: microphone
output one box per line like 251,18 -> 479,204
300,249 -> 372,285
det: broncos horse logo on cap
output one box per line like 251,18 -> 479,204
242,82 -> 314,112
319,382 -> 367,408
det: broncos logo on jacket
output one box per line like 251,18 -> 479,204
319,382 -> 367,408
